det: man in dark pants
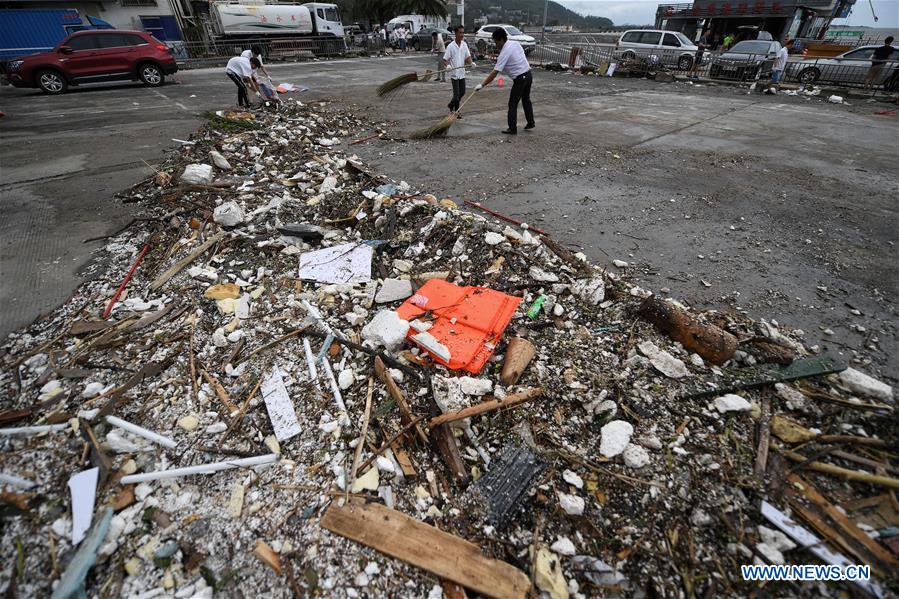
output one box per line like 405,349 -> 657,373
475,28 -> 534,134
225,55 -> 261,109
443,25 -> 473,114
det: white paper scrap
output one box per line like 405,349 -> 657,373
261,367 -> 301,442
68,467 -> 99,545
298,242 -> 373,285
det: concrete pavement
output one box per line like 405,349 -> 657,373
1,53 -> 897,374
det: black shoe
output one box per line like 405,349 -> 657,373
524,123 -> 535,130
502,129 -> 517,135
456,113 -> 462,120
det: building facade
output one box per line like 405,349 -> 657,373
655,0 -> 857,42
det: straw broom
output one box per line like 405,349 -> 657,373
409,87 -> 482,140
376,65 -> 470,97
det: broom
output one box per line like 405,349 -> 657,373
376,65 -> 471,97
409,86 -> 482,140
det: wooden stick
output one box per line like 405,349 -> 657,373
429,388 -> 542,427
816,435 -> 889,447
148,232 -> 224,291
754,396 -> 771,479
201,369 -> 238,414
219,376 -> 264,447
787,473 -> 899,571
357,415 -> 427,474
242,327 -> 308,363
829,449 -> 899,476
189,316 -> 198,404
350,378 -> 375,483
431,422 -> 470,486
374,356 -> 428,445
782,451 -> 899,489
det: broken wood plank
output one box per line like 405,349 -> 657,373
350,378 -> 374,483
783,451 -> 899,489
754,396 -> 771,479
321,501 -> 530,599
357,415 -> 427,474
201,369 -> 239,415
148,232 -> 224,291
787,474 -> 899,572
393,447 -> 417,477
429,387 -> 543,427
374,356 -> 428,446
431,423 -> 470,486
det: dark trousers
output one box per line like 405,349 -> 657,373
227,71 -> 250,108
508,71 -> 534,132
448,78 -> 466,111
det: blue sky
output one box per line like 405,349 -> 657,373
557,0 -> 898,27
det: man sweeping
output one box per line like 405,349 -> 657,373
443,25 -> 474,116
475,28 -> 534,134
226,55 -> 261,109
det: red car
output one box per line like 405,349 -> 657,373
5,30 -> 178,94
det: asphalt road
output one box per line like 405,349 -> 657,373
1,53 -> 897,376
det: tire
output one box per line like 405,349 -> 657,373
677,55 -> 693,70
138,63 -> 164,87
798,67 -> 820,84
622,51 -> 636,60
37,69 -> 67,94
412,39 -> 419,51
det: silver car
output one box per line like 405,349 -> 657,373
790,45 -> 899,87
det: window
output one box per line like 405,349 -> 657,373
324,8 -> 339,22
843,48 -> 874,60
676,32 -> 693,46
128,34 -> 148,45
730,40 -> 771,53
67,35 -> 99,51
621,32 -> 639,42
97,33 -> 133,48
506,26 -> 522,35
663,33 -> 680,47
640,32 -> 662,45
316,9 -> 324,19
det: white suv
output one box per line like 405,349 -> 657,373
475,24 -> 536,55
616,29 -> 699,70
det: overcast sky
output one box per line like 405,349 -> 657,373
557,0 -> 898,27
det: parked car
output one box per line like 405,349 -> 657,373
475,24 -> 536,55
4,30 -> 177,95
410,27 -> 452,51
789,45 -> 899,87
615,29 -> 699,70
709,39 -> 781,80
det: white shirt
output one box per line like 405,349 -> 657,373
226,55 -> 253,78
443,40 -> 470,79
240,49 -> 264,66
495,39 -> 530,78
434,33 -> 445,53
773,46 -> 788,71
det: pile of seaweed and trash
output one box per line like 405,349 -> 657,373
1,99 -> 896,599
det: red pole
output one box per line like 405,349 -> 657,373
463,200 -> 548,236
102,243 -> 150,319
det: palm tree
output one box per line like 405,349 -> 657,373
399,0 -> 448,19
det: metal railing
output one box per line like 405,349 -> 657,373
173,36 -> 348,69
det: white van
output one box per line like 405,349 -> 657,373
616,29 -> 699,70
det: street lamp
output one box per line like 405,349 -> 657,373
541,0 -> 548,42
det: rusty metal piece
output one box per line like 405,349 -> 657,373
638,296 -> 737,365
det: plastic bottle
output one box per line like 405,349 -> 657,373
526,295 -> 546,319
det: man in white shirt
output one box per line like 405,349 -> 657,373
766,38 -> 790,93
476,27 -> 534,134
241,45 -> 271,80
226,55 -> 261,109
443,25 -> 474,114
396,25 -> 407,52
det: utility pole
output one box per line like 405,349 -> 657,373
460,0 -> 465,29
541,0 -> 548,42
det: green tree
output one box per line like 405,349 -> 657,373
398,0 -> 448,18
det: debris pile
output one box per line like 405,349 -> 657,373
1,100 -> 897,598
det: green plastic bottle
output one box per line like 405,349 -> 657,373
526,295 -> 547,319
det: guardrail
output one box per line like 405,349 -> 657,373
173,36 -> 348,69
524,44 -> 899,94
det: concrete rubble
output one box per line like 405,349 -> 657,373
1,100 -> 896,598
